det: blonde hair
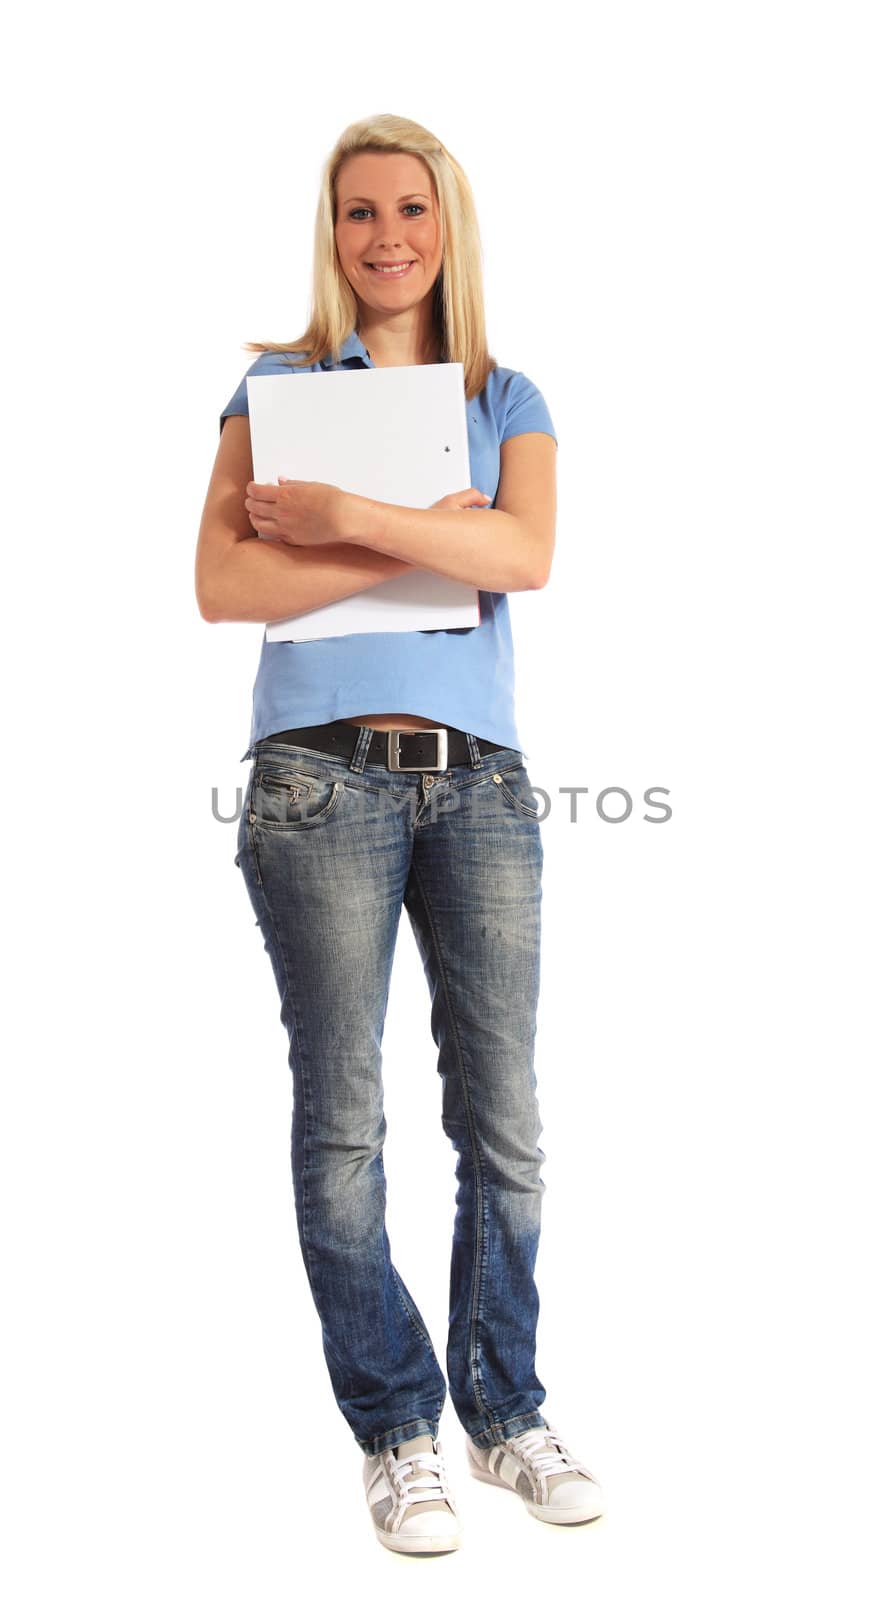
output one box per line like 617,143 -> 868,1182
243,113 -> 497,402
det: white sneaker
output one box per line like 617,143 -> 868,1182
363,1434 -> 462,1553
466,1421 -> 604,1525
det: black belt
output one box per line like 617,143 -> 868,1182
262,720 -> 510,772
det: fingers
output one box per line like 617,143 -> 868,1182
248,510 -> 279,532
246,480 -> 281,496
246,491 -> 280,523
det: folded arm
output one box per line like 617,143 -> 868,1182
342,431 -> 557,592
195,417 -> 418,624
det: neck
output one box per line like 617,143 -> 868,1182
356,308 -> 440,367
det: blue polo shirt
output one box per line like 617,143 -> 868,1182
219,330 -> 557,761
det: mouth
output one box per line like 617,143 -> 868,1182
366,260 -> 416,277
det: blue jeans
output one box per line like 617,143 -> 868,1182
234,724 -> 548,1458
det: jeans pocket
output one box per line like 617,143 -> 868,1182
493,764 -> 542,820
250,763 -> 344,830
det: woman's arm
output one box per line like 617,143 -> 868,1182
195,417 -> 417,623
345,431 -> 557,591
248,431 -> 558,593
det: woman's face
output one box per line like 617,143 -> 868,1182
334,151 -> 442,316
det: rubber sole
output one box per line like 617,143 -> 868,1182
375,1523 -> 462,1553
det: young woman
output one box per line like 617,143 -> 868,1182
195,113 -> 603,1556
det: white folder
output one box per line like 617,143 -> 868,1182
246,363 -> 481,643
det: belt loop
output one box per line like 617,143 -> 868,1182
466,731 -> 483,768
349,723 -> 373,772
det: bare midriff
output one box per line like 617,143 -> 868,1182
343,713 -> 446,732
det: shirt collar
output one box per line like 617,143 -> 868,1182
326,330 -> 448,369
325,329 -> 374,369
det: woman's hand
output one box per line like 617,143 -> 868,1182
430,487 -> 492,512
245,480 -> 492,548
244,478 -> 352,546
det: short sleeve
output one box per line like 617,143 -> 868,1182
501,370 -> 558,448
219,358 -> 260,434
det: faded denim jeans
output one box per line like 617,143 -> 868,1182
234,724 -> 548,1458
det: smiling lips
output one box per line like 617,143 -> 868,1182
367,260 -> 415,274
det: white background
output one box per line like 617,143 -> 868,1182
3,2 -> 872,1595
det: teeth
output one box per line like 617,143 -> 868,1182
369,262 -> 413,273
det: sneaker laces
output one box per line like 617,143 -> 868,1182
387,1443 -> 454,1511
505,1426 -> 593,1484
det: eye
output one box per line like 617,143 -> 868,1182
346,204 -> 426,220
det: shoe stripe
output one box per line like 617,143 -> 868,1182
370,1492 -> 393,1528
497,1450 -> 521,1489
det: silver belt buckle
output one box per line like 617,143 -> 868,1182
387,728 -> 448,772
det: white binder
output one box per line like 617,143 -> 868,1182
246,363 -> 482,643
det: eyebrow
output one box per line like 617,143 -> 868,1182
341,193 -> 430,204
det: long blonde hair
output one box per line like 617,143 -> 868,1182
243,113 -> 497,402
